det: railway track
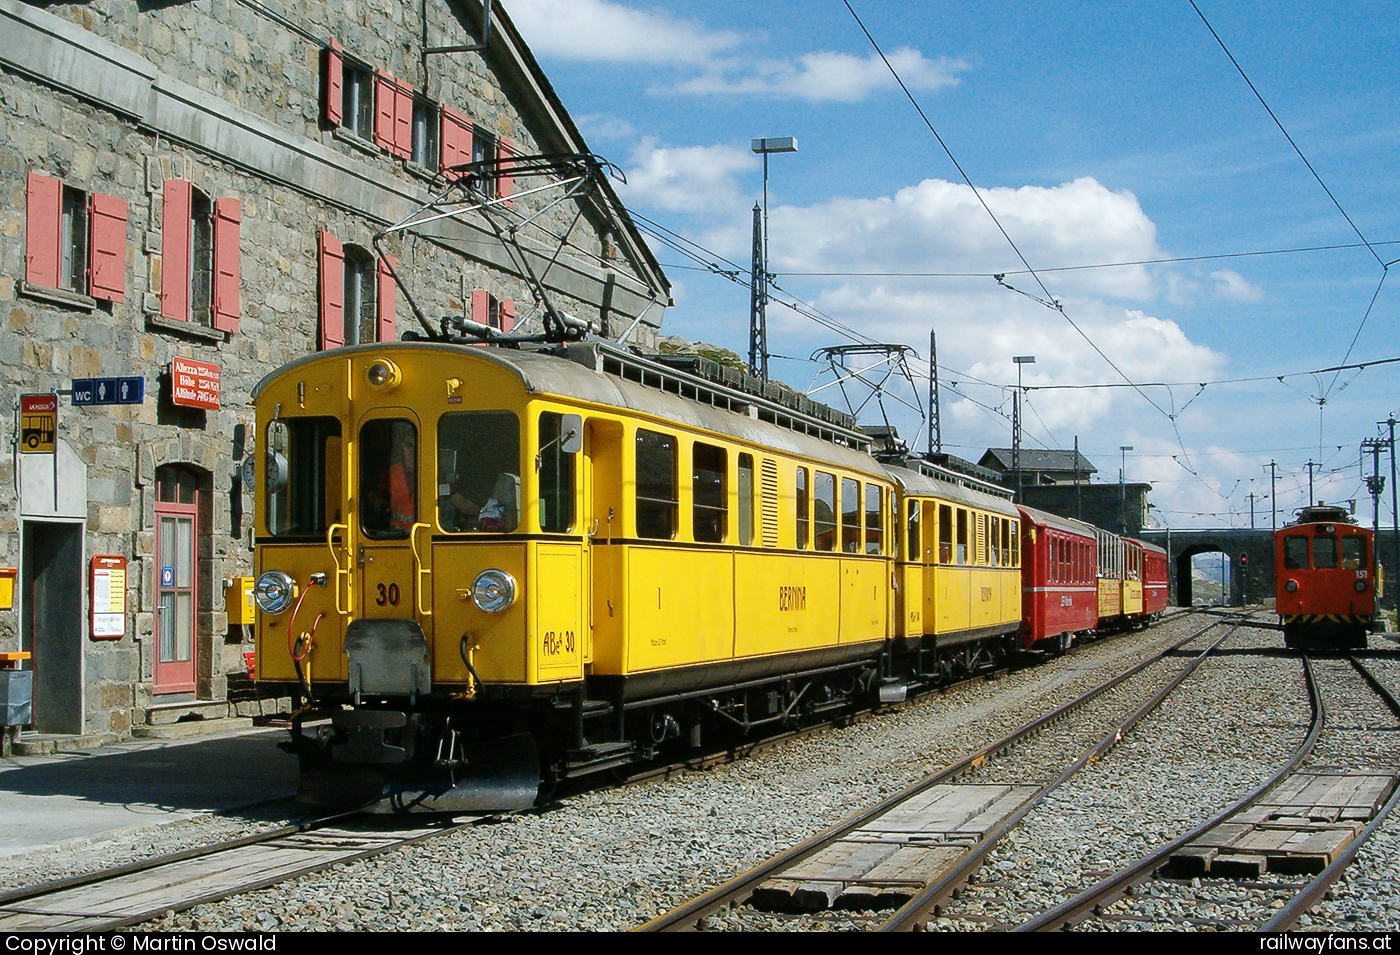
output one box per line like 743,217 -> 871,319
0,611 -> 1195,932
639,613 -> 1242,932
1016,651 -> 1400,932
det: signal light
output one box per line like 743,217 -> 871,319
1239,553 -> 1248,567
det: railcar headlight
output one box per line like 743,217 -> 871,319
254,570 -> 297,614
1356,580 -> 1368,593
471,569 -> 517,614
1285,579 -> 1298,593
366,359 -> 401,389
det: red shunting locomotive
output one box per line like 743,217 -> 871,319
1275,504 -> 1377,649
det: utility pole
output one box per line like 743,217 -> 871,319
1363,436 -> 1386,631
747,203 -> 766,378
1386,415 -> 1399,622
1268,460 -> 1278,532
928,330 -> 942,456
1306,459 -> 1318,508
1248,491 -> 1256,530
1012,356 -> 1035,499
1074,435 -> 1082,520
1120,445 -> 1134,535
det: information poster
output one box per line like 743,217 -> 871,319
90,554 -> 127,640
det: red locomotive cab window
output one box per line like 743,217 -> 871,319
1341,537 -> 1365,570
1284,535 -> 1308,570
1313,535 -> 1337,569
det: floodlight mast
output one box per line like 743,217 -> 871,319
749,137 -> 797,380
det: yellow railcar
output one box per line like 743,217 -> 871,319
250,341 -> 899,809
887,464 -> 1022,679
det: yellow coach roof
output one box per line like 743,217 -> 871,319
884,464 -> 1021,518
252,342 -> 888,479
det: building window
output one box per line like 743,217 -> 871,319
342,61 -> 374,139
473,129 -> 497,198
161,181 -> 239,330
26,172 -> 128,302
343,245 -> 376,346
59,185 -> 88,293
412,98 -> 439,169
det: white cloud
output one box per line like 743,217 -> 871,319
1210,268 -> 1264,302
677,49 -> 970,103
506,0 -> 741,65
576,114 -> 636,142
765,177 -> 1162,300
618,139 -> 758,214
510,0 -> 966,103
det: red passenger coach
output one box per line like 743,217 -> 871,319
1128,538 -> 1170,617
1019,506 -> 1099,651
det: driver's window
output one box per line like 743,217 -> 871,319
360,418 -> 417,540
438,411 -> 521,533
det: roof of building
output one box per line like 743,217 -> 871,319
980,448 -> 1098,474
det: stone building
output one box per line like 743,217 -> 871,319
0,0 -> 669,747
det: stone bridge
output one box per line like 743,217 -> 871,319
1139,528 -> 1276,606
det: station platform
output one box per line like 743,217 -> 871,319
0,725 -> 297,858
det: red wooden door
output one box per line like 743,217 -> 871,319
154,498 -> 197,694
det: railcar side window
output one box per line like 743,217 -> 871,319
361,418 -> 418,540
538,412 -> 575,533
939,505 -> 953,563
1313,535 -> 1337,569
693,443 -> 727,544
1283,535 -> 1309,569
796,467 -> 810,549
1342,536 -> 1366,570
1011,520 -> 1019,567
814,471 -> 836,551
266,417 -> 342,537
636,430 -> 678,539
737,453 -> 754,546
907,500 -> 921,561
865,485 -> 883,555
841,478 -> 861,553
437,412 -> 520,534
990,518 -> 1001,567
956,509 -> 968,565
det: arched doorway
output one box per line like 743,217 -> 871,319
1176,545 -> 1232,607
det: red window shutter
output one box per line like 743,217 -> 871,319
394,86 -> 413,159
88,192 -> 128,303
499,298 -> 515,333
323,39 -> 343,127
499,138 -> 515,208
377,255 -> 397,343
374,73 -> 396,153
211,197 -> 241,333
25,172 -> 61,288
440,107 -> 473,179
161,179 -> 192,322
318,230 -> 345,350
471,288 -> 489,326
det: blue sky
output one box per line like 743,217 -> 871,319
507,0 -> 1400,529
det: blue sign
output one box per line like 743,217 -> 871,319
160,566 -> 174,587
71,377 -> 144,407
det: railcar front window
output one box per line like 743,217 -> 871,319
1284,535 -> 1309,570
693,443 -> 727,544
796,467 -> 809,549
841,478 -> 861,553
360,419 -> 418,540
1313,535 -> 1337,569
537,412 -> 574,534
814,471 -> 836,552
1342,536 -> 1366,570
636,430 -> 678,540
437,412 -> 520,534
266,417 -> 342,536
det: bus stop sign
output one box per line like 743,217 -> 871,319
19,394 -> 56,454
